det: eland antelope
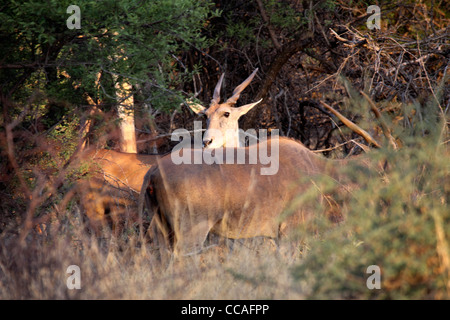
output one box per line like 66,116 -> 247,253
76,148 -> 160,233
138,70 -> 371,256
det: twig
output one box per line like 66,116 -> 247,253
271,89 -> 285,136
360,91 -> 398,150
136,128 -> 206,144
320,100 -> 381,148
311,138 -> 363,153
329,28 -> 368,48
386,53 -> 434,74
416,37 -> 444,115
283,91 -> 291,137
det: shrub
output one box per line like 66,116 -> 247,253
292,95 -> 449,299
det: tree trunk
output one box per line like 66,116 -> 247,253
115,80 -> 137,153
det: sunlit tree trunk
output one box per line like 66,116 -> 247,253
115,80 -> 137,153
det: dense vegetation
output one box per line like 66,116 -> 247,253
0,0 -> 448,299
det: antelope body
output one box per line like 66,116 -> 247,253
139,137 -> 352,255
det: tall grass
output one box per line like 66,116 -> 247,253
0,211 -> 304,299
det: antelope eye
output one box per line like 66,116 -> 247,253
223,112 -> 230,118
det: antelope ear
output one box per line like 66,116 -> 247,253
187,101 -> 206,115
236,99 -> 263,117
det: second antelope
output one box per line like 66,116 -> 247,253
76,148 -> 160,233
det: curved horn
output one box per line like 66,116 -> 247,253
226,68 -> 258,105
211,73 -> 225,106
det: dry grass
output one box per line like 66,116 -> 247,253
0,211 -> 305,300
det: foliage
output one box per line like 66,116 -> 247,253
0,0 -> 219,118
292,93 -> 449,299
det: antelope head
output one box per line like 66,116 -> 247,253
188,69 -> 262,149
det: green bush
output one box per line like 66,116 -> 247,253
292,96 -> 449,299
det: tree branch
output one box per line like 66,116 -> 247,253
242,31 -> 313,128
255,32 -> 314,103
320,100 -> 381,148
360,91 -> 398,150
255,0 -> 281,51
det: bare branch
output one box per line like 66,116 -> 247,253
320,100 -> 381,148
360,91 -> 398,150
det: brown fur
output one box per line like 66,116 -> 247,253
76,149 -> 160,233
138,137 -> 363,256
